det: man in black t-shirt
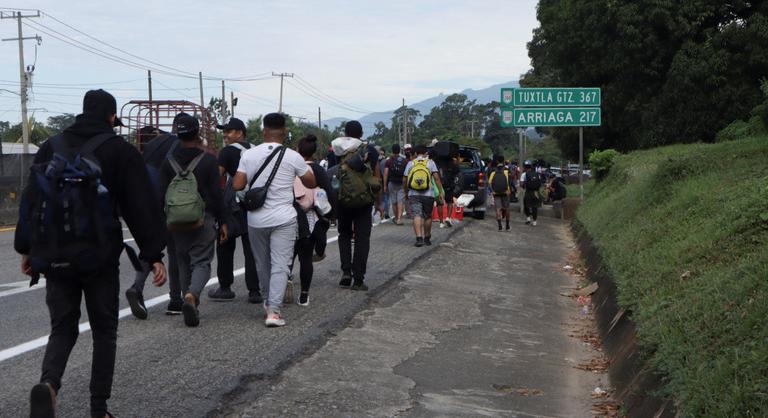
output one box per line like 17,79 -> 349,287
208,117 -> 262,303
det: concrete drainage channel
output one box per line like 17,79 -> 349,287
573,221 -> 677,418
208,220 -> 468,417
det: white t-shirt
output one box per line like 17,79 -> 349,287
237,142 -> 310,228
403,156 -> 439,197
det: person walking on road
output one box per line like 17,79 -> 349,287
489,155 -> 512,231
159,114 -> 229,327
125,113 -> 187,319
16,89 -> 167,418
404,144 -> 444,247
332,121 -> 382,292
521,160 -> 543,226
232,113 -> 316,327
383,143 -> 407,225
208,117 -> 263,304
292,134 -> 333,306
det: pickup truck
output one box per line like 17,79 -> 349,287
428,143 -> 487,219
455,145 -> 487,219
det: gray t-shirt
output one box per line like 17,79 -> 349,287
403,156 -> 439,197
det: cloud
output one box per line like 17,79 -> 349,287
0,0 -> 538,122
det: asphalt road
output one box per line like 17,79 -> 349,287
0,218 -> 460,417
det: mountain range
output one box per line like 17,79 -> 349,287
324,80 -> 520,138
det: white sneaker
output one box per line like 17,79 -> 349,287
526,216 -> 532,224
265,312 -> 286,327
532,220 -> 537,226
439,222 -> 445,229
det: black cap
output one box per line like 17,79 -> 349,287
216,117 -> 247,133
344,120 -> 363,138
175,113 -> 200,135
263,113 -> 286,129
83,89 -> 118,122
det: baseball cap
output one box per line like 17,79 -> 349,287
175,113 -> 200,135
82,89 -> 123,126
404,143 -> 412,150
216,117 -> 247,133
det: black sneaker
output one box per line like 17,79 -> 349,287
339,272 -> 353,288
30,383 -> 55,418
125,287 -> 148,320
166,299 -> 183,315
248,291 -> 263,304
424,236 -> 432,246
415,237 -> 424,247
208,286 -> 235,301
182,294 -> 200,327
351,281 -> 369,291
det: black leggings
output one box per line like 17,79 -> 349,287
295,236 -> 315,293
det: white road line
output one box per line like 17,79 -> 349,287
0,279 -> 37,288
0,217 -> 391,362
0,240 -> 137,298
0,268 -> 245,363
0,280 -> 46,298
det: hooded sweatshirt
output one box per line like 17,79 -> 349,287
14,113 -> 166,265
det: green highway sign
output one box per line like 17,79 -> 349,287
501,87 -> 601,107
501,107 -> 601,127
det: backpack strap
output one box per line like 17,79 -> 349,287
230,142 -> 247,154
80,133 -> 120,157
164,139 -> 179,161
168,156 -> 183,176
185,151 -> 206,174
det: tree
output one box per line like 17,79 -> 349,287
368,122 -> 395,147
207,97 -> 230,125
1,116 -> 51,145
46,113 -> 76,135
523,0 -> 768,157
245,116 -> 263,144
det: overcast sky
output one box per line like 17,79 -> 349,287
0,0 -> 538,125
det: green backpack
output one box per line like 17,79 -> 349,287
338,148 -> 381,208
165,153 -> 206,229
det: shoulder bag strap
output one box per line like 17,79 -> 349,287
263,147 -> 287,189
247,146 -> 283,189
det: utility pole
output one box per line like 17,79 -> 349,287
231,91 -> 236,118
147,70 -> 156,127
198,72 -> 205,108
221,80 -> 226,123
318,107 -> 322,129
1,10 -> 41,155
272,72 -> 294,113
465,120 -> 478,138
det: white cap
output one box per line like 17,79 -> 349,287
404,143 -> 412,149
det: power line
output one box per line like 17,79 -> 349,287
22,20 -> 200,79
34,11 -> 272,81
286,79 -> 368,114
293,75 -> 375,114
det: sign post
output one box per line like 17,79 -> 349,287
500,87 -> 601,206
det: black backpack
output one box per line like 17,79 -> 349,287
491,167 -> 510,195
388,155 -> 406,184
525,171 -> 542,191
18,133 -> 121,282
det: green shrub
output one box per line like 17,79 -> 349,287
588,149 -> 620,181
577,136 -> 768,417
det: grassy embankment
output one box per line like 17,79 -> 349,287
575,136 -> 768,417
